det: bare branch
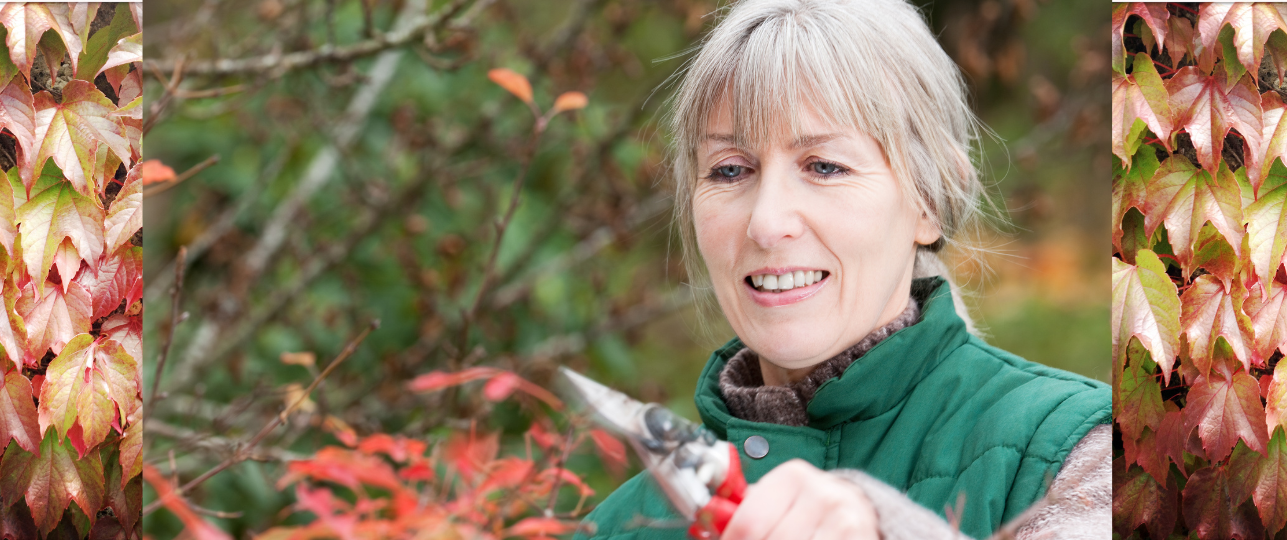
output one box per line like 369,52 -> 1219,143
142,154 -> 221,199
143,0 -> 472,78
142,320 -> 379,516
146,247 -> 188,420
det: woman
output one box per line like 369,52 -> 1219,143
576,0 -> 1110,539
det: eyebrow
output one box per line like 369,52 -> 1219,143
701,133 -> 847,149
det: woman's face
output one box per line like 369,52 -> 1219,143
693,103 -> 940,379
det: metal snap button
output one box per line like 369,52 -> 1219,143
744,435 -> 769,459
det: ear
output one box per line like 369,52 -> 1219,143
913,212 -> 942,247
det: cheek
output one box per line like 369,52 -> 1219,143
693,194 -> 745,269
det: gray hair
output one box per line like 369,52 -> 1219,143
666,0 -> 994,334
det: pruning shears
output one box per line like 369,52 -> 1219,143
558,367 -> 748,539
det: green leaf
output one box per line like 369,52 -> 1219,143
0,367 -> 38,455
74,5 -> 135,81
0,434 -> 104,537
38,334 -> 136,453
1112,53 -> 1173,166
1181,274 -> 1256,373
1113,144 -> 1158,254
1144,156 -> 1244,275
1113,250 -> 1182,383
30,80 -> 132,198
1119,349 -> 1166,443
15,176 -> 103,292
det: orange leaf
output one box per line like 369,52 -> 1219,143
488,68 -> 533,105
552,92 -> 587,114
483,371 -> 521,401
143,463 -> 234,540
589,429 -> 627,473
139,159 -> 176,185
504,517 -> 577,538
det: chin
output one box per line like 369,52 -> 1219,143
741,323 -> 839,370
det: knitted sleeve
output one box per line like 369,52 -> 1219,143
830,424 -> 1111,540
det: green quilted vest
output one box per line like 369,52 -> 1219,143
575,278 -> 1111,540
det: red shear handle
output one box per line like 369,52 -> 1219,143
688,445 -> 747,539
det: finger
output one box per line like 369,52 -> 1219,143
722,460 -> 811,539
762,489 -> 822,540
812,483 -> 879,540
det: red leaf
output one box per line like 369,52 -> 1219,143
1156,403 -> 1189,478
1112,251 -> 1182,382
1113,3 -> 1170,74
478,457 -> 534,495
0,500 -> 37,540
1181,274 -> 1256,373
0,4 -> 86,81
1183,466 -> 1234,540
1113,458 -> 1177,539
1165,15 -> 1195,68
1251,428 -> 1287,535
31,81 -> 132,198
15,174 -> 104,291
1143,156 -> 1244,275
443,430 -> 499,482
1112,53 -> 1172,166
142,463 -> 232,540
0,277 -> 28,369
488,68 -> 533,105
1246,183 -> 1287,299
1184,356 -> 1269,461
1112,145 -> 1157,254
100,314 -> 140,365
356,433 -> 426,463
406,366 -> 496,393
81,246 -> 142,321
483,371 -> 521,402
504,517 -> 577,538
1167,68 -> 1262,177
1122,427 -> 1170,486
1249,281 -> 1287,371
0,74 -> 35,195
293,484 -> 358,540
18,279 -> 91,359
102,447 -> 139,537
102,165 -> 140,254
589,428 -> 628,474
0,368 -> 38,455
527,420 -> 558,452
38,334 -> 137,452
1197,4 -> 1287,81
279,447 -> 404,494
118,419 -> 140,487
0,434 -> 104,537
1118,347 -> 1165,442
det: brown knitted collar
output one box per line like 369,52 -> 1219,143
718,299 -> 922,426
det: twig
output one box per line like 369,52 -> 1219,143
146,247 -> 188,419
142,0 -> 472,78
142,154 -> 221,199
544,422 -> 579,514
455,128 -> 543,367
142,320 -> 379,516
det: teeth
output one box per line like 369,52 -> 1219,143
750,270 -> 827,292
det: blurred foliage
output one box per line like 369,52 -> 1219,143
141,0 -> 1108,536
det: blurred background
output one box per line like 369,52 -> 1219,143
141,0 -> 1108,535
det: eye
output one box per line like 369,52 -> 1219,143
716,164 -> 744,178
809,161 -> 846,176
704,163 -> 750,182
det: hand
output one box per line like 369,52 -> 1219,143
720,459 -> 880,540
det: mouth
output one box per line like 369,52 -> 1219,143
742,268 -> 831,307
745,269 -> 830,293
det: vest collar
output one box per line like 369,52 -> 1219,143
694,277 -> 970,434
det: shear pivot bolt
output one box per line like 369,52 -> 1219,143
744,435 -> 769,459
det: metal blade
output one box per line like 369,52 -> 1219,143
557,366 -> 652,439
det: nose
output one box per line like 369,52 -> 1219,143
746,166 -> 806,250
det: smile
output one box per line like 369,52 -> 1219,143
746,270 -> 829,292
743,268 -> 830,307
